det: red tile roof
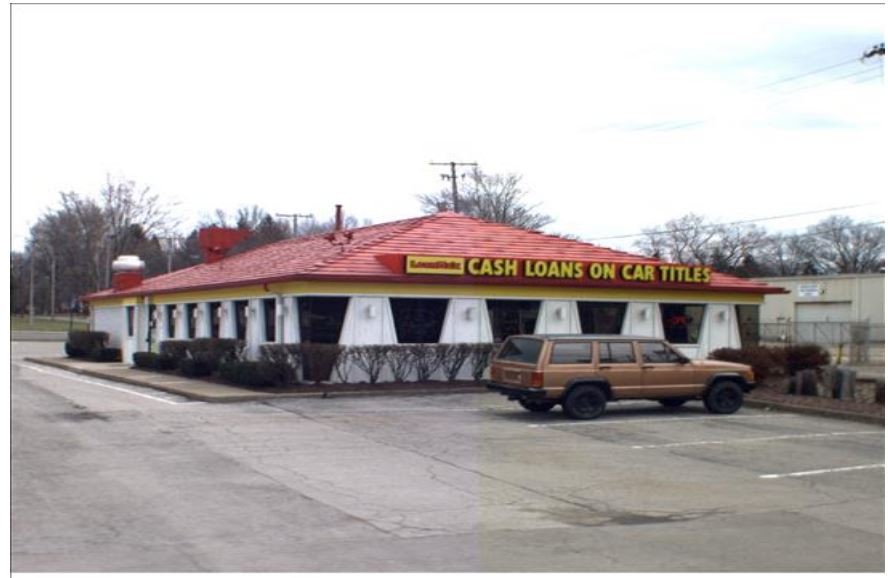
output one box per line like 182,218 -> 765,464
84,212 -> 782,300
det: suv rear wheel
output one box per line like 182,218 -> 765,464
704,381 -> 744,414
519,399 -> 557,413
562,385 -> 607,420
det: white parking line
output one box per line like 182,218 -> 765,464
16,362 -> 198,406
632,430 -> 883,449
528,413 -> 798,428
760,464 -> 885,479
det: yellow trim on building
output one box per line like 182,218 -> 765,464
112,280 -> 764,305
90,296 -> 143,308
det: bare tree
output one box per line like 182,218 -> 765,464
418,167 -> 553,230
634,213 -> 717,265
808,216 -> 884,274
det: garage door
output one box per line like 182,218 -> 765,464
795,302 -> 851,343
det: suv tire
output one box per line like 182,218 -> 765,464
562,385 -> 607,420
519,399 -> 557,413
704,381 -> 744,414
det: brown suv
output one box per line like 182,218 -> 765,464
486,335 -> 756,419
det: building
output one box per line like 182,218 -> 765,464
753,273 -> 885,345
84,212 -> 783,379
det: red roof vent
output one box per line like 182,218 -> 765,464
111,255 -> 145,291
198,227 -> 251,264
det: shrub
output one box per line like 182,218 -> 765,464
159,340 -> 190,363
469,343 -> 496,382
259,344 -> 302,385
133,351 -> 158,369
219,360 -> 287,388
155,354 -> 178,371
300,343 -> 343,383
333,347 -> 354,383
409,344 -> 441,382
188,338 -> 244,365
350,345 -> 389,384
709,346 -> 783,382
65,330 -> 108,358
178,357 -> 214,378
783,344 -> 830,376
90,347 -> 121,362
385,345 -> 413,382
440,343 -> 472,381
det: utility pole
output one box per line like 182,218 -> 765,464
430,161 -> 478,213
28,252 -> 34,326
157,236 -> 182,273
275,212 -> 314,237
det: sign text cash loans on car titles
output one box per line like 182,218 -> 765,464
404,256 -> 712,284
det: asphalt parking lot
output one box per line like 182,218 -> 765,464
11,342 -> 885,571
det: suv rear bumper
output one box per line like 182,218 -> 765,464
485,381 -> 548,401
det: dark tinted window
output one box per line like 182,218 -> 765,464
550,342 -> 592,364
599,341 -> 635,364
209,302 -> 221,338
390,298 -> 448,343
577,302 -> 627,334
660,304 -> 705,344
263,298 -> 276,342
736,305 -> 760,348
234,300 -> 248,341
496,337 -> 543,364
126,306 -> 134,337
186,303 -> 197,338
165,305 -> 175,338
640,341 -> 684,363
298,297 -> 349,344
487,300 -> 540,343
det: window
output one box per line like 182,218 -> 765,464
599,341 -> 636,364
736,305 -> 760,348
298,297 -> 349,343
126,306 -> 135,337
390,298 -> 448,343
263,298 -> 277,342
660,304 -> 705,344
165,305 -> 176,338
486,300 -> 541,343
234,300 -> 248,341
147,304 -> 156,342
496,337 -> 543,364
186,304 -> 197,338
639,341 -> 685,363
209,302 -> 222,338
550,342 -> 592,364
577,302 -> 626,334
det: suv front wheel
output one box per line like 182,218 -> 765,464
704,381 -> 744,414
562,385 -> 607,420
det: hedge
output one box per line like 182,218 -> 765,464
709,343 -> 831,381
65,330 -> 109,358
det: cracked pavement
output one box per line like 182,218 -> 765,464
11,342 -> 885,571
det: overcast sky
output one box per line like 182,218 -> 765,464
10,4 -> 885,254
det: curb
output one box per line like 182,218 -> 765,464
745,398 -> 885,427
23,357 -> 487,403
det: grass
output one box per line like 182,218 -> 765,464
11,316 -> 89,332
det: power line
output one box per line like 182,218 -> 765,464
753,56 -> 862,90
429,161 -> 478,213
586,203 -> 879,242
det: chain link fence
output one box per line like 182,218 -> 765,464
756,321 -> 885,365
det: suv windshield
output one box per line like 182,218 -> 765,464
496,337 -> 543,364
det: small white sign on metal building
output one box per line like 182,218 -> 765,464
797,283 -> 822,298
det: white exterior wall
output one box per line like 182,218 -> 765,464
339,296 -> 398,345
92,306 -> 123,348
283,296 -> 300,343
439,298 -> 492,343
220,301 -> 237,339
534,300 -> 581,334
622,302 -> 662,338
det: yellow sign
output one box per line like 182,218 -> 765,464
406,255 -> 466,275
404,255 -> 711,285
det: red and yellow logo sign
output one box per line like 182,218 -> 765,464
405,256 -> 466,275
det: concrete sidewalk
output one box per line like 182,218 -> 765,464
23,357 -> 485,403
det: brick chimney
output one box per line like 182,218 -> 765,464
335,204 -> 343,232
198,227 -> 251,264
111,255 -> 145,291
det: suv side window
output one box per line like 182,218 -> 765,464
599,341 -> 636,364
640,341 -> 684,363
550,342 -> 592,364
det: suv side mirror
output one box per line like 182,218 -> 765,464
678,356 -> 691,364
